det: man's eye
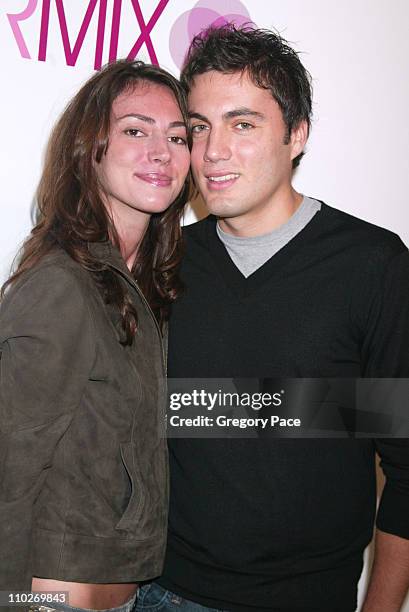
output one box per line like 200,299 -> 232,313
236,122 -> 254,130
168,136 -> 187,145
124,128 -> 144,137
191,124 -> 208,135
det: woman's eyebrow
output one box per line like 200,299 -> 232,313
116,114 -> 186,129
116,113 -> 155,123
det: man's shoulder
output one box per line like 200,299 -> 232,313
182,215 -> 214,238
181,215 -> 216,253
180,204 -> 407,265
320,202 -> 407,260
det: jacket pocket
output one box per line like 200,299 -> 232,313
115,442 -> 145,533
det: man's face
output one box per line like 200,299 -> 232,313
188,71 -> 305,227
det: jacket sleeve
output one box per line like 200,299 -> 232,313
359,246 -> 409,539
0,263 -> 95,591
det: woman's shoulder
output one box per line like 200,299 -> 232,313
7,248 -> 92,296
0,248 -> 96,323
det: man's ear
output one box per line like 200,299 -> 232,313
290,120 -> 308,161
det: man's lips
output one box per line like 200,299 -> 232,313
204,172 -> 240,190
135,173 -> 172,187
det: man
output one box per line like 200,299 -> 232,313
137,25 -> 409,611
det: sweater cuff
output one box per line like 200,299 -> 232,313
376,481 -> 409,540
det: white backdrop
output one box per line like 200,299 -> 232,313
1,1 -> 408,609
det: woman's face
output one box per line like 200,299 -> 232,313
96,81 -> 190,221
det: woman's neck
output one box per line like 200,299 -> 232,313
108,204 -> 151,271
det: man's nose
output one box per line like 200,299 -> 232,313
204,128 -> 231,162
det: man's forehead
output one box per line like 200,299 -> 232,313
189,69 -> 253,94
187,70 -> 277,118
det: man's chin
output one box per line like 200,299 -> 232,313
200,193 -> 239,218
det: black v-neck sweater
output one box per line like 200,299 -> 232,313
159,203 -> 409,611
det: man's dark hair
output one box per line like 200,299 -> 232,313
181,24 -> 313,168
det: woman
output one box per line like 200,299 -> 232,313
0,60 -> 191,611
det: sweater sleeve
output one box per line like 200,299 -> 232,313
359,246 -> 409,539
0,264 -> 95,591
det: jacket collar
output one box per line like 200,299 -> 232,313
87,240 -> 134,281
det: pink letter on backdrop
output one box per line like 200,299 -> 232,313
127,0 -> 169,65
109,0 -> 122,62
38,0 -> 108,69
7,0 -> 38,59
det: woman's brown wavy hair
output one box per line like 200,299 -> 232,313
2,60 -> 192,344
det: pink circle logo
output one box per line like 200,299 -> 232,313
169,0 -> 254,70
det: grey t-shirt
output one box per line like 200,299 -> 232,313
216,196 -> 321,277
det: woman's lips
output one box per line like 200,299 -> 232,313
135,173 -> 172,187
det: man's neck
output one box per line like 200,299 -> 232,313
218,188 -> 303,238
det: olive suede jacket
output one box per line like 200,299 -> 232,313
0,243 -> 168,596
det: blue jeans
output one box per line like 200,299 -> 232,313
136,583 -> 226,611
30,593 -> 137,612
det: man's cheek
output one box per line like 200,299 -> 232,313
190,150 -> 204,180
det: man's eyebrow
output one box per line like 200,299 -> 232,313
116,114 -> 186,129
188,109 -> 265,123
223,107 -> 265,121
188,112 -> 209,123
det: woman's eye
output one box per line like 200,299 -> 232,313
124,128 -> 144,137
168,136 -> 187,145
